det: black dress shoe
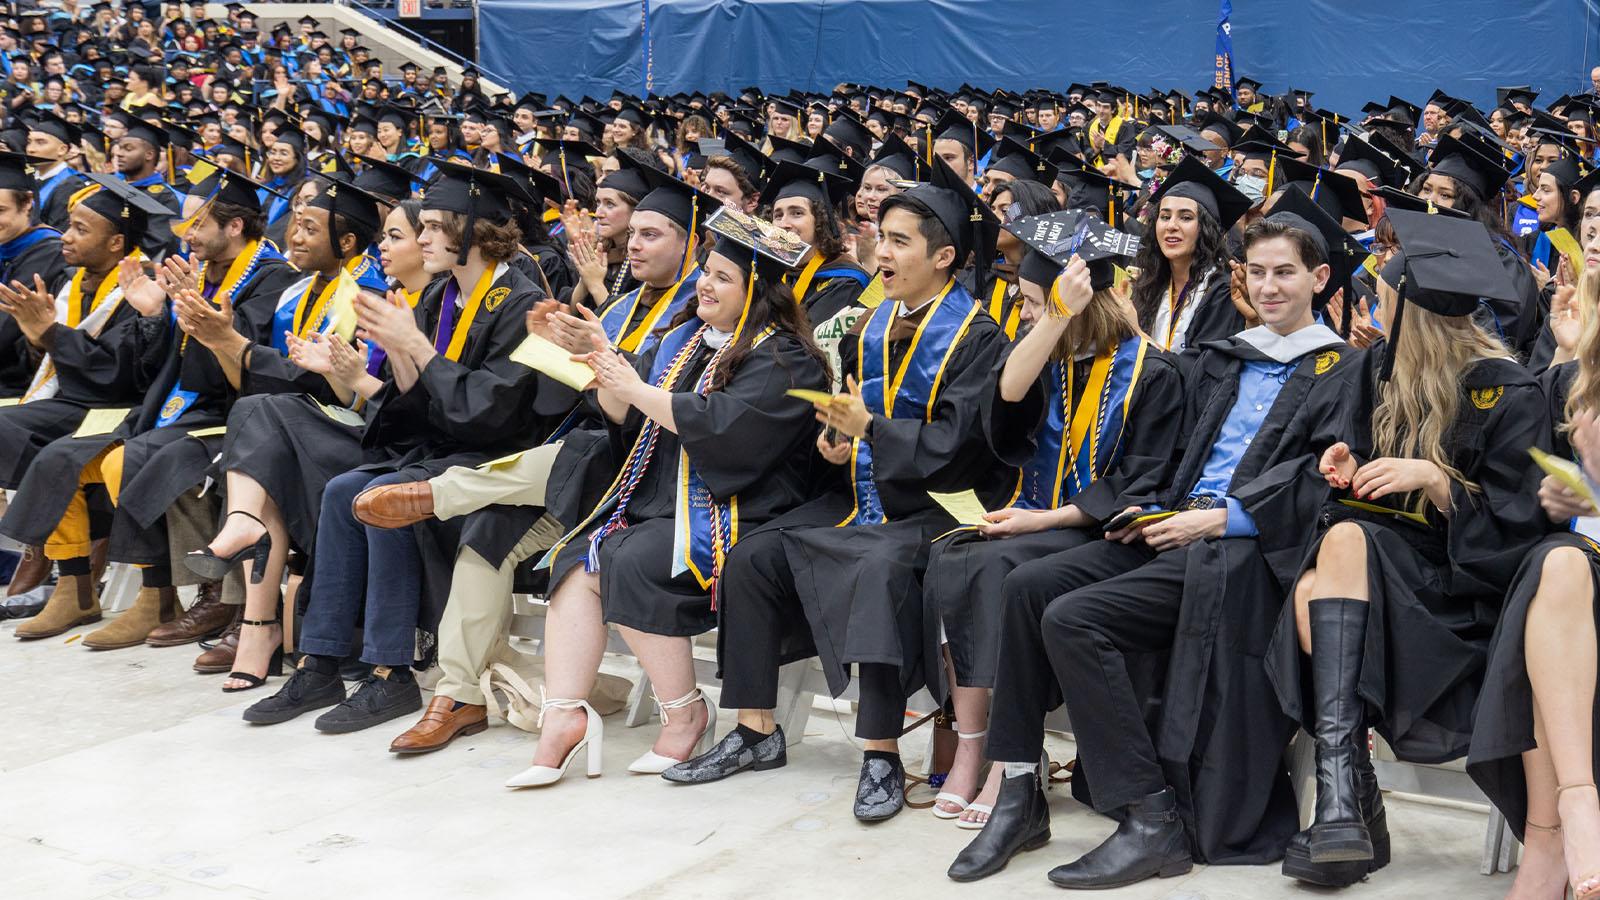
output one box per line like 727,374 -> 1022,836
948,769 -> 1051,882
854,751 -> 905,822
313,667 -> 422,734
662,725 -> 787,784
1046,786 -> 1192,890
242,665 -> 348,725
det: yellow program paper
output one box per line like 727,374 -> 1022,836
928,490 -> 989,527
186,426 -> 227,439
1338,498 -> 1432,526
1546,228 -> 1585,278
785,388 -> 840,405
73,407 -> 130,437
511,333 -> 597,390
1530,446 -> 1600,510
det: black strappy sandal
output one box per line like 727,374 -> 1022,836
186,510 -> 273,584
223,616 -> 285,693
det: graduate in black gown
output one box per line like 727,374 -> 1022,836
920,210 -> 1180,827
759,159 -> 870,329
241,162 -> 567,734
954,189 -> 1358,887
24,109 -> 93,233
181,176 -> 395,691
1265,208 -> 1549,889
506,206 -> 828,787
664,160 -> 1008,824
1467,344 -> 1600,900
0,152 -> 74,397
0,169 -> 301,647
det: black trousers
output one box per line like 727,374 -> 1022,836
989,538 -> 1194,813
718,529 -> 908,741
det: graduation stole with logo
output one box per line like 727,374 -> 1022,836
157,240 -> 273,428
432,263 -> 502,362
595,264 -> 701,353
22,255 -> 136,403
538,320 -> 773,590
841,278 -> 979,526
1018,336 -> 1150,510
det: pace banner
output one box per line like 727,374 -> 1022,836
1215,0 -> 1235,107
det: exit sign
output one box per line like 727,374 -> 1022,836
398,0 -> 422,17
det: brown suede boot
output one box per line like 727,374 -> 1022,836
5,546 -> 51,597
83,586 -> 178,650
14,573 -> 100,640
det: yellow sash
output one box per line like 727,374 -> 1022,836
620,267 -> 696,353
788,254 -> 825,303
65,259 -> 127,327
292,275 -> 341,337
437,265 -> 499,361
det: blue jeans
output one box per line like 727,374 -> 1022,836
297,468 -> 422,667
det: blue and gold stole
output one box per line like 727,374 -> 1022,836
538,318 -> 773,591
841,278 -> 980,526
1017,335 -> 1150,510
595,264 -> 701,353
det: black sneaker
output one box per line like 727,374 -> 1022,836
243,665 -> 347,725
313,666 -> 422,734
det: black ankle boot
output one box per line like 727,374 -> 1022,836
1303,598 -> 1374,865
947,768 -> 1051,882
1283,731 -> 1391,885
1045,786 -> 1192,889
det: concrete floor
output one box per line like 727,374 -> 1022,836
1,612 -> 1512,900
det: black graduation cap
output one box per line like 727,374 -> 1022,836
187,161 -> 282,213
24,108 -> 80,146
759,158 -> 852,209
821,110 -> 872,160
1235,77 -> 1264,94
119,114 -> 169,150
1008,209 -> 1139,291
1055,163 -> 1138,228
422,159 -> 536,263
1376,206 -> 1520,377
1264,184 -> 1369,312
0,151 -> 43,192
1149,154 -> 1252,229
803,136 -> 865,185
1543,156 -> 1591,192
986,136 -> 1058,185
719,130 -> 772,188
1496,86 -> 1539,109
1334,135 -> 1403,189
1372,185 -> 1474,219
767,95 -> 804,117
868,133 -> 923,181
307,169 -> 385,252
932,109 -> 995,160
498,153 -> 564,207
352,157 -> 420,203
892,153 -> 999,281
766,134 -> 811,165
1528,125 -> 1583,156
1194,112 -> 1240,148
632,164 -> 722,234
1426,134 -> 1513,199
297,15 -> 320,26
596,150 -> 655,201
1271,157 -> 1366,224
1366,95 -> 1421,129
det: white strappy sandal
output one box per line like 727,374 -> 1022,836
627,688 -> 719,774
503,689 -> 604,788
933,728 -> 987,820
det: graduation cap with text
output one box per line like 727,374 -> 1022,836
703,205 -> 811,284
1376,207 -> 1520,378
1008,208 -> 1139,291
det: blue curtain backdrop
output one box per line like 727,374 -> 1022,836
479,0 -> 1600,118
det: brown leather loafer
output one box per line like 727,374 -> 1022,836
194,612 -> 242,674
146,582 -> 232,646
353,482 -> 435,529
4,546 -> 51,597
389,696 -> 488,754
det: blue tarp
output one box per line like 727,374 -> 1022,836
479,0 -> 1600,119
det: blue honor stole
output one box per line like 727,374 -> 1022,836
36,166 -> 79,212
1017,336 -> 1150,510
0,225 -> 59,280
595,265 -> 701,354
269,271 -> 346,354
843,279 -> 979,526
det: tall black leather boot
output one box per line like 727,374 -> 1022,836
1305,598 -> 1374,864
1283,728 -> 1390,885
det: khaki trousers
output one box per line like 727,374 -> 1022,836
429,442 -> 565,705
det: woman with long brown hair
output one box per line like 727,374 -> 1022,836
1267,208 -> 1549,889
920,210 -> 1182,828
1469,219 -> 1600,900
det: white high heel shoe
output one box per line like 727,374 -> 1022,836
626,688 -> 718,775
504,690 -> 604,788
934,728 -> 988,820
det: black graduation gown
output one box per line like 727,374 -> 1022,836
1467,362 -> 1595,840
356,264 -> 577,633
1266,346 -> 1550,765
1524,282 -> 1562,374
797,258 -> 869,329
36,170 -> 91,233
1141,272 -> 1246,359
1487,240 -> 1545,364
0,254 -> 301,562
713,302 -> 1008,703
0,232 -> 72,396
921,340 -> 1184,702
0,296 -> 168,488
545,331 -> 827,636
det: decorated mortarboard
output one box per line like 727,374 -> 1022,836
1264,184 -> 1370,312
1008,208 -> 1139,291
1149,154 -> 1252,229
703,204 -> 811,281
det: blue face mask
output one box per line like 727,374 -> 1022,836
1137,167 -> 1156,181
1234,173 -> 1267,204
